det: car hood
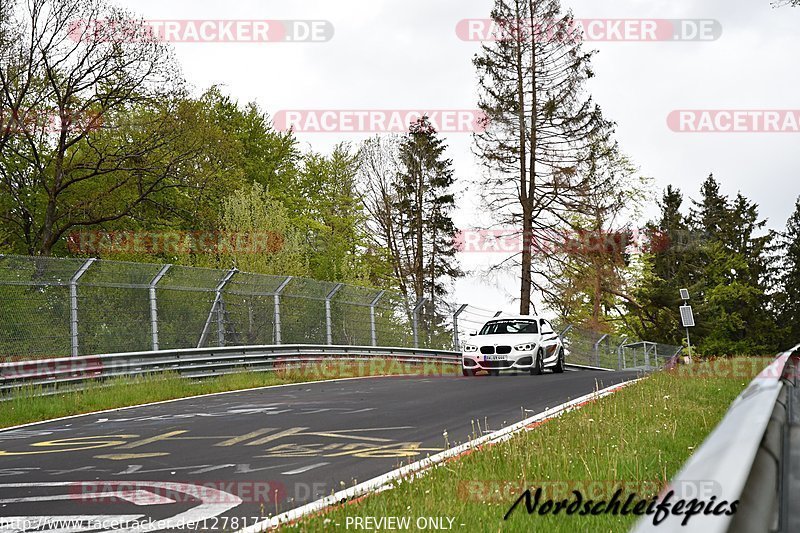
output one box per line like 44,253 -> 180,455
466,334 -> 541,346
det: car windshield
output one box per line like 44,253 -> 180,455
479,320 -> 538,335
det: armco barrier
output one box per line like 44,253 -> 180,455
0,344 -> 614,398
633,346 -> 800,533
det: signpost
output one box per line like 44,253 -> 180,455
680,289 -> 695,358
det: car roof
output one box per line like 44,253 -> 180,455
485,315 -> 545,322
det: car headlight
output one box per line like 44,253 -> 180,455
514,343 -> 533,351
463,345 -> 478,352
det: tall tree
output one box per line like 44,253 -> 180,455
778,197 -> 800,346
358,134 -> 406,291
394,117 -> 462,317
474,0 -> 612,315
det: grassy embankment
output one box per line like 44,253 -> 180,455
294,357 -> 772,532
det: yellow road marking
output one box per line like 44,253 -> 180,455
245,427 -> 309,446
117,430 -> 187,449
215,428 -> 275,447
94,453 -> 170,460
0,435 -> 137,456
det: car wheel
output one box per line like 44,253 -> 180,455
489,369 -> 500,377
462,367 -> 477,377
553,347 -> 565,374
530,350 -> 544,375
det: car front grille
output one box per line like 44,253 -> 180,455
480,345 -> 513,355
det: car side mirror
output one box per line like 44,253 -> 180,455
469,331 -> 477,337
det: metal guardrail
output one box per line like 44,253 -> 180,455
0,345 -> 462,397
633,347 -> 800,533
0,344 -> 619,398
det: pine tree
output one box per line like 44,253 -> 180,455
394,117 -> 462,333
473,0 -> 612,315
778,197 -> 800,346
686,176 -> 776,353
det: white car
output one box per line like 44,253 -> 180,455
461,315 -> 565,376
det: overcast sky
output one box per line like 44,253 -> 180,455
115,0 -> 800,316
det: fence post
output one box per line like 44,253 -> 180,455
273,276 -> 293,345
370,290 -> 386,347
326,283 -> 344,345
559,324 -> 573,344
594,333 -> 609,368
412,298 -> 428,348
149,264 -> 171,351
616,337 -> 628,370
197,268 -> 238,348
452,304 -> 468,351
69,258 -> 96,357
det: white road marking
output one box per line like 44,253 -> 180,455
0,489 -> 175,505
280,462 -> 329,475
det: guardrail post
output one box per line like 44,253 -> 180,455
149,264 -> 171,351
326,283 -> 344,345
594,334 -> 609,368
452,304 -> 468,351
197,268 -> 238,348
412,298 -> 428,348
69,258 -> 96,357
370,290 -> 386,347
273,276 -> 293,345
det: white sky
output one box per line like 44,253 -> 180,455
115,0 -> 800,316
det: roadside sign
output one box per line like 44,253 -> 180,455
680,305 -> 695,327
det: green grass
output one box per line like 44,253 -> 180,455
293,358 -> 766,532
0,359 -> 458,429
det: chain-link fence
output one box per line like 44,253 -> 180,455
0,254 -> 682,367
0,255 -> 452,361
558,326 -> 682,370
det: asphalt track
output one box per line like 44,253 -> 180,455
0,369 -> 641,532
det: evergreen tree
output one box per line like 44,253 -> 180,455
778,197 -> 800,346
394,117 -> 462,332
473,0 -> 612,315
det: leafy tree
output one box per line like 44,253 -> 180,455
0,0 -> 193,256
358,134 -> 405,289
296,144 -> 390,284
544,144 -> 648,332
192,182 -> 309,276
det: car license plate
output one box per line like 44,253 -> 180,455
485,355 -> 507,362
